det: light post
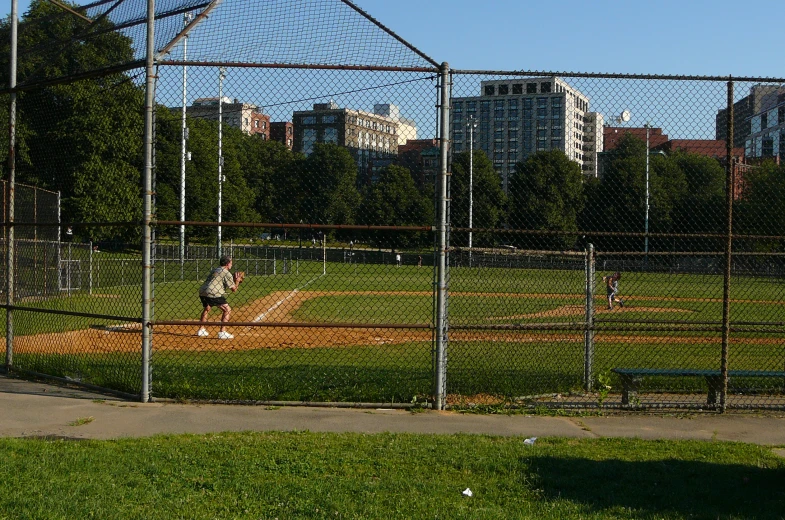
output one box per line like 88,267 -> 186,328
645,122 -> 651,257
179,12 -> 193,272
217,66 -> 226,257
467,115 -> 477,267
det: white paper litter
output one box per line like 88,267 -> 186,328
462,488 -> 473,497
523,437 -> 537,446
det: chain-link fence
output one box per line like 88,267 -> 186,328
2,0 -> 784,411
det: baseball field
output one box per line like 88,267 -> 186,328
5,257 -> 784,405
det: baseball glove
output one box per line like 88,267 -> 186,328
233,271 -> 245,285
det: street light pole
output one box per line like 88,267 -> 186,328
217,67 -> 226,257
645,122 -> 651,257
179,12 -> 193,273
467,115 -> 477,267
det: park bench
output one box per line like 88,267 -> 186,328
611,368 -> 785,406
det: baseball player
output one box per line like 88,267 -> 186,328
196,255 -> 245,339
603,271 -> 624,310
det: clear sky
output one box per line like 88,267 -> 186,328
5,0 -> 782,77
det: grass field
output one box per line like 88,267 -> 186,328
1,433 -> 783,519
5,259 -> 784,404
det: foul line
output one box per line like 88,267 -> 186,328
253,274 -> 324,322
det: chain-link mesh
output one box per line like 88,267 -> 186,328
3,0 -> 784,411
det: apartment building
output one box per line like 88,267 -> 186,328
716,84 -> 785,149
292,101 -> 400,183
187,97 -> 270,138
451,77 -> 601,191
270,121 -> 294,150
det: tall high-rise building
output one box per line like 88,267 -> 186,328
451,77 -> 601,190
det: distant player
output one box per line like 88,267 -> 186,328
603,271 -> 624,310
196,255 -> 244,339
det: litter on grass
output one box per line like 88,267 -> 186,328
462,488 -> 473,497
523,437 -> 537,446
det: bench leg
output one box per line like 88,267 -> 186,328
706,376 -> 722,406
619,375 -> 641,405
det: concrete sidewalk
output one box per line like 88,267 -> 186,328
2,375 -> 785,449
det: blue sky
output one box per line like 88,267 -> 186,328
6,0 -> 783,78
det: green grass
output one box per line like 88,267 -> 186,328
0,433 -> 783,519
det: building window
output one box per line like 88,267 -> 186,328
512,84 -> 523,95
526,82 -> 537,94
508,109 -> 518,119
287,138 -> 292,147
779,106 -> 785,125
287,127 -> 292,136
322,115 -> 336,124
494,130 -> 504,140
302,128 -> 316,155
302,116 -> 316,125
508,99 -> 518,109
508,152 -> 517,160
453,101 -> 463,112
485,85 -> 495,96
498,84 -> 509,95
495,152 -> 504,160
551,138 -> 562,149
467,101 -> 477,112
762,135 -> 775,156
480,100 -> 491,111
453,130 -> 463,141
536,137 -> 547,151
508,120 -> 518,129
453,113 -> 462,123
254,120 -> 259,128
509,129 -> 518,139
262,121 -> 267,130
523,98 -> 533,110
540,82 -> 552,93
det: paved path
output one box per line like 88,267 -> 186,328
2,375 -> 785,450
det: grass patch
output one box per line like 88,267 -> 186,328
67,416 -> 94,427
0,433 -> 783,519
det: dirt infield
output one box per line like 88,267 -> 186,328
10,290 -> 783,355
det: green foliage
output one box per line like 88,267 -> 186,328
0,0 -> 143,241
736,160 -> 785,251
358,164 -> 433,247
508,149 -> 584,249
302,143 -> 361,227
450,150 -> 506,246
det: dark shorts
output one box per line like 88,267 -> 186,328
200,295 -> 228,308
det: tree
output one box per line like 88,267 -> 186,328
736,160 -> 785,251
358,164 -> 433,248
449,150 -> 506,246
300,144 -> 361,228
508,150 -> 584,250
0,0 -> 144,242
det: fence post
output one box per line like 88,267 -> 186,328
88,241 -> 93,295
432,62 -> 450,410
584,244 -> 595,392
140,0 -> 156,403
5,0 -> 18,370
720,78 -> 735,413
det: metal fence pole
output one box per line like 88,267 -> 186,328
5,0 -> 18,370
432,62 -> 450,410
584,243 -> 595,391
140,0 -> 156,403
720,79 -> 734,412
88,241 -> 93,295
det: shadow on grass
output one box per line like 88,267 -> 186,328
528,455 -> 785,518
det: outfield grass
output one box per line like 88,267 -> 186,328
0,433 -> 783,519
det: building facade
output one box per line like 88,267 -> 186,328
292,101 -> 400,183
270,121 -> 294,150
187,97 -> 271,138
451,77 -> 601,191
716,84 -> 785,149
744,96 -> 785,160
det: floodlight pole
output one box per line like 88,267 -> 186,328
645,122 -> 651,258
467,115 -> 476,268
217,67 -> 226,257
179,12 -> 193,275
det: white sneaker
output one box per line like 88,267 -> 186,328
197,328 -> 209,337
217,331 -> 234,340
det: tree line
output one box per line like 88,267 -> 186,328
2,1 -> 783,252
